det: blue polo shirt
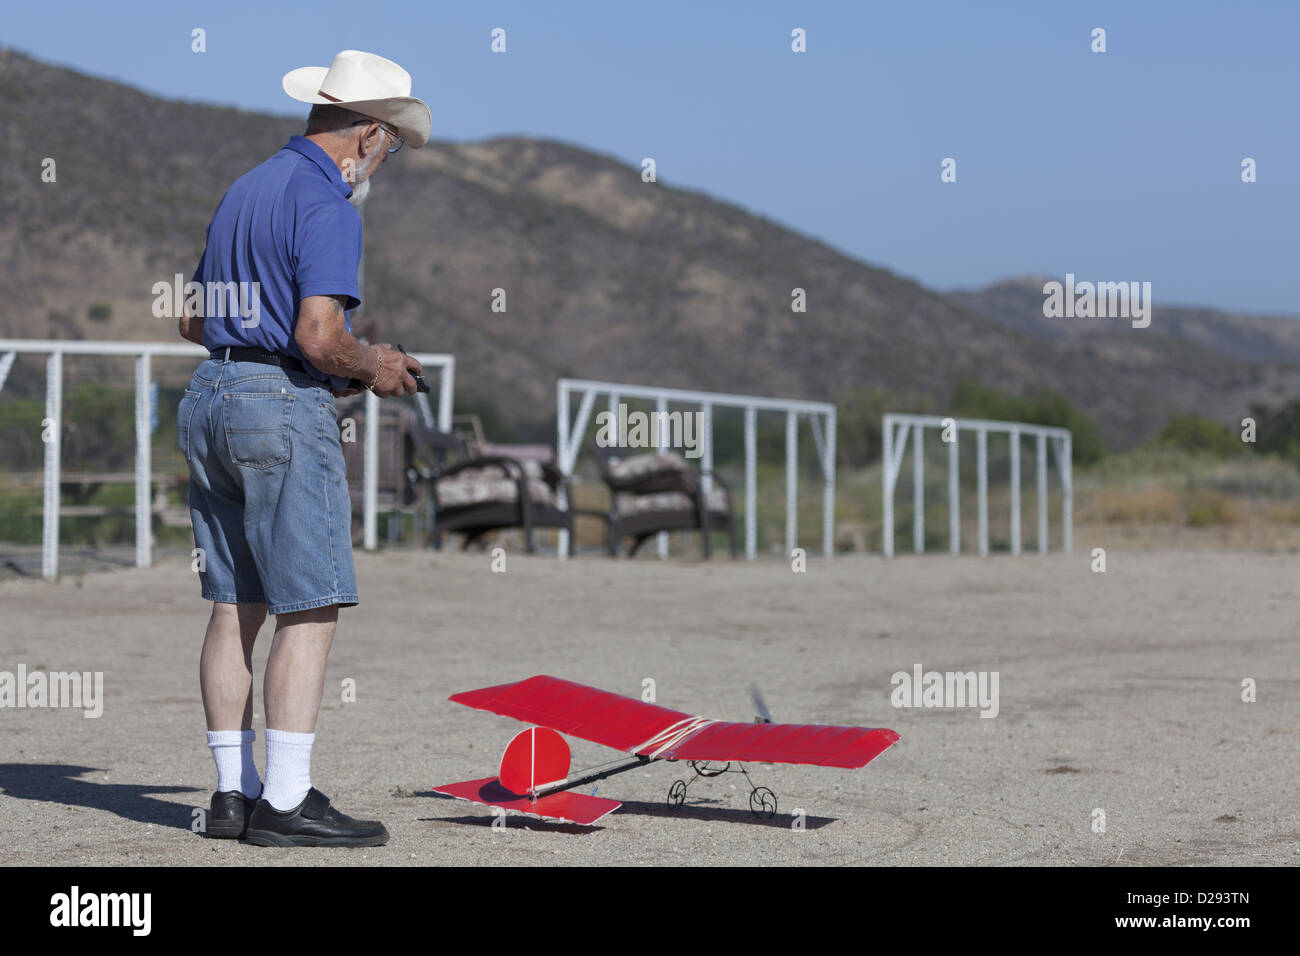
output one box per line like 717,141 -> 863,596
191,135 -> 363,390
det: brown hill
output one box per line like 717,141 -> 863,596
4,49 -> 1299,448
952,276 -> 1300,363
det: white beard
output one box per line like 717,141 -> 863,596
348,176 -> 371,209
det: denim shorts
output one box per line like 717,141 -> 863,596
177,358 -> 358,614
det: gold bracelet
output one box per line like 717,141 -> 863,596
367,348 -> 383,390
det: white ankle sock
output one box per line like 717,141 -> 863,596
207,729 -> 261,799
264,729 -> 316,811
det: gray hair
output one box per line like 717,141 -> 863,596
305,104 -> 378,139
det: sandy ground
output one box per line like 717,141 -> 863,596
0,546 -> 1296,867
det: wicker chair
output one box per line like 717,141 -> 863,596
589,442 -> 737,558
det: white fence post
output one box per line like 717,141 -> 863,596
1037,433 -> 1048,553
1058,434 -> 1073,553
42,351 -> 62,580
913,425 -> 924,554
656,395 -> 669,558
555,384 -> 597,558
744,405 -> 757,559
948,428 -> 960,555
881,413 -> 1072,559
882,415 -> 895,558
700,401 -> 713,494
822,406 -> 835,558
134,352 -> 152,569
976,428 -> 988,557
436,357 -> 454,433
363,389 -> 380,551
0,351 -> 15,391
785,410 -> 797,556
1009,428 -> 1021,555
556,385 -> 572,557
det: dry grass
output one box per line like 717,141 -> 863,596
1082,484 -> 1184,525
835,450 -> 1300,554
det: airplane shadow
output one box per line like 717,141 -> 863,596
416,790 -> 837,831
421,812 -> 603,835
618,798 -> 838,830
416,791 -> 604,834
0,763 -> 201,830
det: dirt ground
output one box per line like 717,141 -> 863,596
1,547 -> 1296,866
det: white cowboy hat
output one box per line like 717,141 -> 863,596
283,49 -> 431,148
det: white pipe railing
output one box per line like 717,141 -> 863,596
0,339 -> 453,577
556,378 -> 837,559
881,412 -> 1072,558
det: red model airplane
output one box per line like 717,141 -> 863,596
433,675 -> 900,825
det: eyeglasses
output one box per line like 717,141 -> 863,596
352,119 -> 404,154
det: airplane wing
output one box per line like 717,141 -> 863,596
651,721 -> 899,768
449,675 -> 695,752
449,675 -> 899,768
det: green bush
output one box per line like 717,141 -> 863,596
835,387 -> 897,467
0,490 -> 42,544
1248,401 -> 1300,465
60,383 -> 135,471
1149,413 -> 1245,458
950,380 -> 1106,464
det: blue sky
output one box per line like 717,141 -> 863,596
6,0 -> 1298,314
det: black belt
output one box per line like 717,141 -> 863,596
210,346 -> 308,373
210,347 -> 365,390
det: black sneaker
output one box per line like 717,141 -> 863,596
206,790 -> 260,839
244,787 -> 389,847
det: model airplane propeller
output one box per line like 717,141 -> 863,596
433,675 -> 899,825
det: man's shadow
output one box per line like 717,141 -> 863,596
0,764 -> 200,830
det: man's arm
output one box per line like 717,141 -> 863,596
178,302 -> 203,345
294,294 -> 422,398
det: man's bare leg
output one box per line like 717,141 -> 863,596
264,604 -> 336,733
246,603 -> 388,844
200,602 -> 266,805
200,601 -> 266,730
260,605 -> 336,811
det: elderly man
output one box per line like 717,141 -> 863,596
176,51 -> 430,847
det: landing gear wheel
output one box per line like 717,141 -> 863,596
749,787 -> 777,818
667,779 -> 686,811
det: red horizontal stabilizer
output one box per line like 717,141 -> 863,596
656,723 -> 900,769
433,776 -> 622,826
449,676 -> 694,752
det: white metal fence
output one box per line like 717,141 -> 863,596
881,413 -> 1072,558
556,378 -> 837,559
358,359 -> 454,550
0,339 -> 453,578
